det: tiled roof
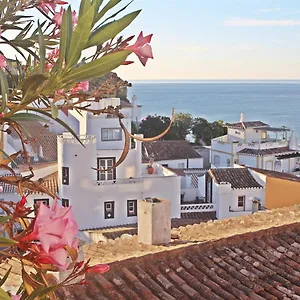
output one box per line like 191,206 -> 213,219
81,212 -> 216,240
142,140 -> 202,162
250,167 -> 300,182
57,222 -> 300,300
209,168 -> 263,189
238,146 -> 295,156
9,120 -> 57,164
29,171 -> 58,195
227,121 -> 268,129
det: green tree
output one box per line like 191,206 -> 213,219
173,113 -> 192,140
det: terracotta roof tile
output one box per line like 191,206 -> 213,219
142,140 -> 202,162
249,167 -> 300,182
209,168 -> 263,189
58,222 -> 300,300
237,146 -> 294,156
227,121 -> 268,129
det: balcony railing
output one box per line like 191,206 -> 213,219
181,203 -> 216,213
93,178 -> 144,186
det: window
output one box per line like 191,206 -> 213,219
238,196 -> 245,210
101,128 -> 122,141
62,199 -> 69,207
161,164 -> 169,167
214,155 -> 220,167
178,163 -> 185,168
97,158 -> 116,181
127,200 -> 137,217
104,201 -> 114,219
234,159 -> 238,164
226,158 -> 231,167
62,167 -> 69,185
34,199 -> 49,206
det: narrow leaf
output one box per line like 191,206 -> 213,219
0,216 -> 11,225
66,4 -> 95,69
88,10 -> 141,48
0,267 -> 11,286
0,68 -> 8,113
94,0 -> 121,23
10,112 -> 50,123
50,102 -> 59,119
0,236 -> 17,246
65,7 -> 74,64
62,50 -> 130,83
0,287 -> 10,300
26,285 -> 58,300
38,22 -> 46,73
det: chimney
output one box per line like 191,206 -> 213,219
240,112 -> 245,122
252,199 -> 259,214
289,130 -> 298,150
138,198 -> 171,245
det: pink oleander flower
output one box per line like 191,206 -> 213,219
39,0 -> 68,14
26,198 -> 78,254
53,7 -> 77,26
0,54 -> 7,70
86,264 -> 110,274
11,295 -> 21,300
126,31 -> 153,66
70,81 -> 89,93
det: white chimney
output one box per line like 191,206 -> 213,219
240,112 -> 245,122
289,130 -> 298,150
138,198 -> 171,245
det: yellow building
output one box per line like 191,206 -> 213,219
250,168 -> 300,209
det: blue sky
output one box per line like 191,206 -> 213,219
109,0 -> 300,80
6,0 -> 300,80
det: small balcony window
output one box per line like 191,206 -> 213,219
127,200 -> 137,217
62,199 -> 70,207
101,128 -> 122,141
34,199 -> 49,207
104,201 -> 114,219
238,196 -> 245,210
62,167 -> 69,185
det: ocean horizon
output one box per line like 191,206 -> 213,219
128,80 -> 300,137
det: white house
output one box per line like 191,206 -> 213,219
211,113 -> 300,172
208,166 -> 266,219
2,97 -> 181,230
142,140 -> 206,203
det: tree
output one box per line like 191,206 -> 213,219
138,115 -> 177,139
173,113 -> 193,140
192,118 -> 227,145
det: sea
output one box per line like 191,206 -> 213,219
127,80 -> 300,137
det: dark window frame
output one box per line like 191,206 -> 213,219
104,201 -> 115,219
62,167 -> 69,185
34,199 -> 50,206
238,196 -> 245,210
101,128 -> 122,141
62,198 -> 70,207
127,199 -> 137,217
97,157 -> 116,181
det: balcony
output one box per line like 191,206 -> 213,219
93,178 -> 144,186
181,203 -> 216,213
58,134 -> 96,145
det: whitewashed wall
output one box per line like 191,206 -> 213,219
155,158 -> 203,169
213,183 -> 265,219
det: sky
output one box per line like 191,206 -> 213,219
107,0 -> 300,80
5,0 -> 300,80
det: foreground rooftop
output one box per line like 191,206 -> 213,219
57,205 -> 300,299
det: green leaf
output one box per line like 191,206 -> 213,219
0,287 -> 10,300
0,68 -> 8,113
79,0 -> 92,16
20,73 -> 48,105
10,112 -> 50,123
0,216 -> 11,225
25,108 -> 84,147
38,22 -> 46,73
62,50 -> 130,84
26,285 -> 58,300
94,0 -> 121,24
87,10 -> 141,48
0,267 -> 11,286
65,7 -> 74,65
50,102 -> 58,119
0,236 -> 17,246
66,3 -> 95,70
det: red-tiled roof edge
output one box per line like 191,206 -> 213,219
105,222 -> 300,274
249,167 -> 300,182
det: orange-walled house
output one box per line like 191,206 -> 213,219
249,168 -> 300,209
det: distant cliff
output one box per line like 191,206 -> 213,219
89,72 -> 132,102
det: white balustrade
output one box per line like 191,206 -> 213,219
93,178 -> 144,186
181,203 -> 216,213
